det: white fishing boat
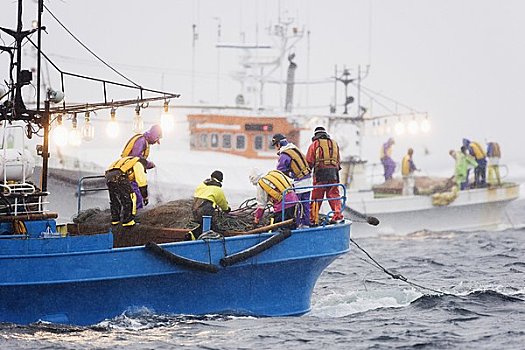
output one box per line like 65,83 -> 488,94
341,159 -> 520,236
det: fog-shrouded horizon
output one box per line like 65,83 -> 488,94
1,0 -> 524,170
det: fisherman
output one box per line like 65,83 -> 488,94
401,148 -> 418,195
305,126 -> 344,225
121,124 -> 162,208
191,170 -> 231,238
486,141 -> 501,186
249,169 -> 299,228
462,138 -> 487,187
449,147 -> 478,190
380,137 -> 396,181
271,133 -> 312,228
105,156 -> 149,227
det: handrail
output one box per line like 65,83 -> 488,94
77,175 -> 107,214
281,183 -> 347,223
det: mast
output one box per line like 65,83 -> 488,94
36,0 -> 43,113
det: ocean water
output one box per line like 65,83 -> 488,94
1,199 -> 524,349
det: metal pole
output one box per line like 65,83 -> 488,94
41,100 -> 50,192
306,30 -> 310,109
333,64 -> 337,113
202,215 -> 212,232
191,24 -> 196,104
215,18 -> 221,104
14,0 -> 23,117
36,0 -> 43,112
358,65 -> 363,158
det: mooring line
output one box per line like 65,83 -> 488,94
350,238 -> 456,296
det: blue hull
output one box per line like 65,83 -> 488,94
0,223 -> 351,325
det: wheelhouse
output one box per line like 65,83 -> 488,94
188,113 -> 302,159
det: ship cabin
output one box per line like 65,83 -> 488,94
188,114 -> 302,159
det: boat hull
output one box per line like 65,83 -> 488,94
0,223 -> 350,325
346,184 -> 520,236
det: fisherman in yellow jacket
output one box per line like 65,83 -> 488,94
463,138 -> 487,187
401,148 -> 418,195
192,170 -> 231,238
486,141 -> 501,186
105,156 -> 149,227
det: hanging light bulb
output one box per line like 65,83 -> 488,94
384,119 -> 391,135
52,114 -> 68,147
408,118 -> 419,135
133,104 -> 144,133
82,111 -> 95,141
394,118 -> 405,136
421,116 -> 431,133
160,100 -> 175,133
106,107 -> 120,138
68,114 -> 82,146
376,120 -> 383,136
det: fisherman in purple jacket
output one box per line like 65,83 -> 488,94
120,124 -> 163,208
380,137 -> 396,181
271,133 -> 313,228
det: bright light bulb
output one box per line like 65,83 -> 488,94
421,119 -> 431,133
82,112 -> 95,141
161,112 -> 174,133
408,119 -> 419,134
160,101 -> 174,133
68,128 -> 82,146
394,121 -> 405,135
378,124 -> 385,136
133,114 -> 144,133
106,120 -> 119,138
82,121 -> 95,141
52,124 -> 68,147
107,107 -> 120,138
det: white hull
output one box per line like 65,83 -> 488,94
346,184 -> 520,237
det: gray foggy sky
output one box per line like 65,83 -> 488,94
1,0 -> 524,164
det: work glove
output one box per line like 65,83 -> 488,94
143,197 -> 149,206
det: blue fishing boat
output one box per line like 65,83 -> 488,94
0,219 -> 350,325
0,0 -> 352,325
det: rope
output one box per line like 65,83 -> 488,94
43,4 -> 140,88
350,238 -> 456,296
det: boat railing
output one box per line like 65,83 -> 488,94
281,183 -> 347,223
0,190 -> 50,216
77,175 -> 108,213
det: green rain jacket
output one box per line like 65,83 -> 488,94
454,152 -> 478,187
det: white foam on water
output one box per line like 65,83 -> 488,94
310,287 -> 422,318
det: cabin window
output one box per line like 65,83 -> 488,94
199,133 -> 208,148
254,135 -> 264,150
222,134 -> 232,149
236,135 -> 246,150
210,133 -> 219,148
268,135 -> 276,150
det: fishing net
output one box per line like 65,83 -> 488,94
72,197 -> 271,233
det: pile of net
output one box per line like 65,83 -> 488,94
73,198 -> 271,233
372,176 -> 455,196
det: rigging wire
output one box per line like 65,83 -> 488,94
350,237 -> 456,296
42,4 -> 140,88
358,88 -> 398,115
357,83 -> 421,113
